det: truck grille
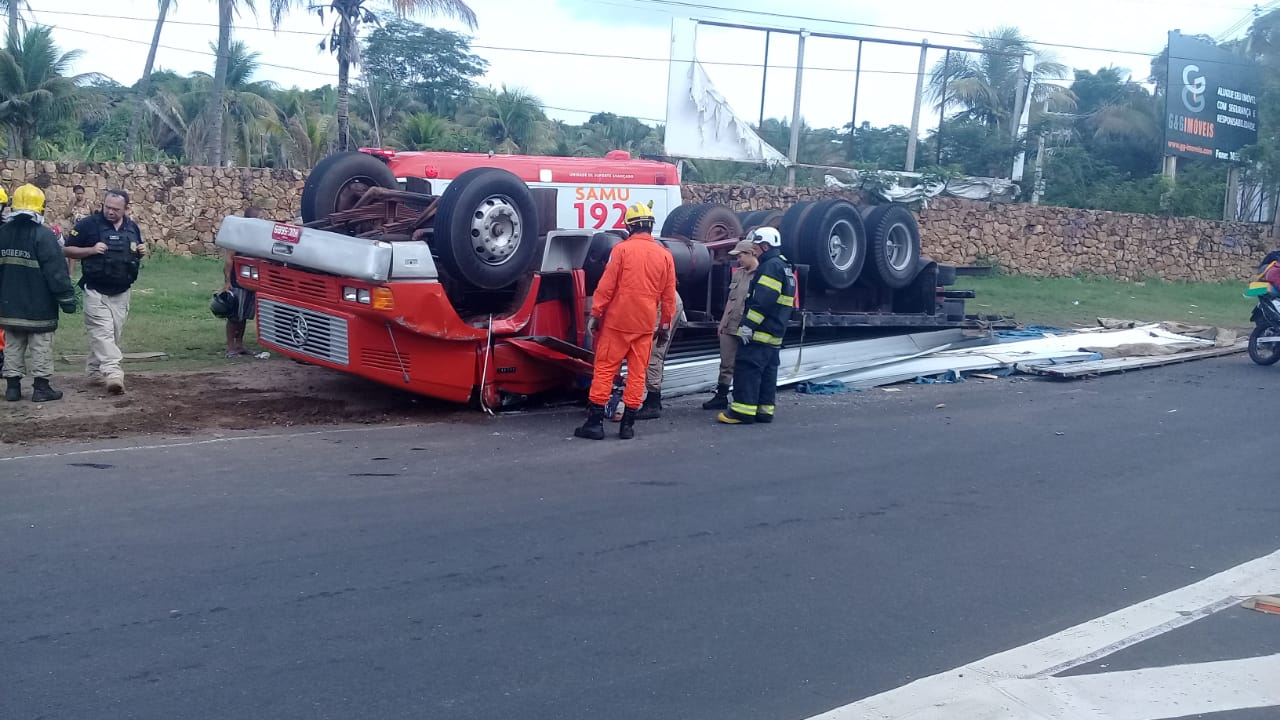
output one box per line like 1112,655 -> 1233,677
259,299 -> 350,365
361,347 -> 413,374
258,266 -> 331,304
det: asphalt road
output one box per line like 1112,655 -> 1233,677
4,356 -> 1279,720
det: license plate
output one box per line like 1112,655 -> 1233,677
271,242 -> 295,256
271,223 -> 302,244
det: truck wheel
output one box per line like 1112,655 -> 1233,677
778,201 -> 816,264
300,151 -> 398,223
740,209 -> 783,235
801,200 -> 866,290
434,167 -> 540,291
584,231 -> 622,292
863,203 -> 921,289
676,203 -> 743,244
660,204 -> 697,237
893,262 -> 939,314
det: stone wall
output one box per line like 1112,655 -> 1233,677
684,184 -> 1273,282
12,160 -> 1273,281
9,160 -> 303,257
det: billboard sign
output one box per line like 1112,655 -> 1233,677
1165,31 -> 1261,162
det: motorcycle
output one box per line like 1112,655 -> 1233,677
1246,278 -> 1280,365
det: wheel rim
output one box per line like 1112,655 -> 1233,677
470,194 -> 522,266
828,219 -> 859,271
885,223 -> 913,272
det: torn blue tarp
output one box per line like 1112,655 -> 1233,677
795,380 -> 855,394
995,325 -> 1066,342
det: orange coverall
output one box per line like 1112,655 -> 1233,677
588,232 -> 678,409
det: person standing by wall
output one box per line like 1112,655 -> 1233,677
0,185 -> 78,402
63,189 -> 147,395
633,291 -> 684,420
221,206 -> 263,357
702,238 -> 759,411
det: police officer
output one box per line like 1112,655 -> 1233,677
63,189 -> 147,395
717,227 -> 795,425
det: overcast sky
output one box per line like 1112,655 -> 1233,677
41,0 -> 1253,133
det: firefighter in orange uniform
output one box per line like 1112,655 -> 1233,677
575,201 -> 678,441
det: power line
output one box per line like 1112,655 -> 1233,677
44,12 -> 932,77
52,26 -> 666,123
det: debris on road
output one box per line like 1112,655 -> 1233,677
1242,595 -> 1280,616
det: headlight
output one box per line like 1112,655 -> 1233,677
239,265 -> 258,280
357,289 -> 371,304
342,286 -> 358,302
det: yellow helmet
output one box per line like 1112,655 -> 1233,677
11,184 -> 44,214
623,200 -> 655,227
0,187 -> 8,206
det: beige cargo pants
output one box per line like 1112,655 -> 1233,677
1,330 -> 55,379
84,287 -> 131,381
645,293 -> 685,393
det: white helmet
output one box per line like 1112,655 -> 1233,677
749,226 -> 782,248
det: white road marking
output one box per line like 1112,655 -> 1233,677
0,424 -> 416,464
807,547 -> 1280,720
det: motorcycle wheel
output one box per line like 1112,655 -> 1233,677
1248,323 -> 1280,365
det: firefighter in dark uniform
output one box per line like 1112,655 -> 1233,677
717,226 -> 795,425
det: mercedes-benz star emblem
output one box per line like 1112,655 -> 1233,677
289,314 -> 310,345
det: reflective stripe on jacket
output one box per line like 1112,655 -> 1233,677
740,247 -> 795,346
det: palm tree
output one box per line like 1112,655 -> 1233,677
396,111 -> 452,150
459,84 -> 547,153
125,0 -> 174,162
0,26 -> 94,159
269,0 -> 477,153
928,27 -> 1076,134
1,0 -> 29,46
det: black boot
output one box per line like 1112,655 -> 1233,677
635,390 -> 663,420
702,383 -> 729,410
574,402 -> 607,440
5,377 -> 20,402
619,407 -> 638,439
31,377 -> 63,403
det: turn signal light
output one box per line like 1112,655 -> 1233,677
371,287 -> 395,311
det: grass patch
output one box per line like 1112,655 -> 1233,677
962,274 -> 1255,330
48,253 -> 265,372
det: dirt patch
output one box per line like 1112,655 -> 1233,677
0,359 -> 481,446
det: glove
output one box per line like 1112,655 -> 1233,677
736,326 -> 754,345
654,326 -> 671,346
584,315 -> 601,346
60,299 -> 78,314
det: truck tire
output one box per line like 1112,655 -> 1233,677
778,200 -> 817,264
676,203 -> 743,244
434,167 -> 540,291
584,231 -> 622,292
740,209 -> 784,235
863,203 -> 921,289
300,151 -> 398,223
801,199 -> 866,290
660,204 -> 697,237
892,262 -> 939,314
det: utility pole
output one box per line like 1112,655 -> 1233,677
1224,167 -> 1241,221
785,31 -> 807,188
905,39 -> 929,172
758,31 -> 771,132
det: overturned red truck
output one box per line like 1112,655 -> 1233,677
215,148 -> 988,408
